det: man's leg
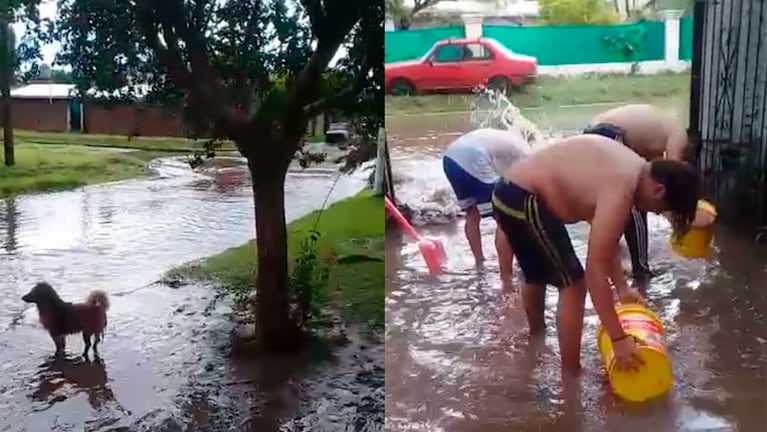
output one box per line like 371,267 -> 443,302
624,207 -> 651,280
443,155 -> 485,266
495,224 -> 514,289
464,205 -> 484,265
556,279 -> 587,373
521,282 -> 546,334
521,193 -> 586,373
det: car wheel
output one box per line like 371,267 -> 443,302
487,76 -> 511,95
389,79 -> 416,96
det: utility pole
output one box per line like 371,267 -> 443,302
0,14 -> 14,166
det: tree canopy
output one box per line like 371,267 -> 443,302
48,0 -> 383,349
52,0 -> 382,159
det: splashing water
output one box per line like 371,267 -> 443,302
469,87 -> 545,149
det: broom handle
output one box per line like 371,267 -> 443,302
384,196 -> 421,241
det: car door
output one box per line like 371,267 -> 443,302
457,42 -> 494,89
419,43 -> 463,91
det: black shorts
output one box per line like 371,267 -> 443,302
492,179 -> 585,288
583,123 -> 626,144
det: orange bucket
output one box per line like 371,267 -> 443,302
596,304 -> 673,402
670,200 -> 717,259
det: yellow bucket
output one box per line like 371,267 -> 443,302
670,199 -> 717,259
596,304 -> 673,402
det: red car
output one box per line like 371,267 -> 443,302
385,37 -> 537,95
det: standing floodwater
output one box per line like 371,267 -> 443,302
0,156 -> 367,431
385,103 -> 767,431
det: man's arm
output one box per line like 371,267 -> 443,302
586,189 -> 633,341
664,127 -> 689,161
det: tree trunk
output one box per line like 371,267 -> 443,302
248,155 -> 302,351
322,111 -> 331,134
0,18 -> 13,167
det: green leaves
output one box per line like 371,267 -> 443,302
539,0 -> 619,25
1,0 -> 47,79
52,0 -> 382,172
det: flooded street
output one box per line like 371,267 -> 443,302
0,156 -> 371,431
385,98 -> 767,431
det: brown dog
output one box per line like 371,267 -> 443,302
22,282 -> 110,357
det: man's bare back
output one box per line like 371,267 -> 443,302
503,134 -> 645,224
590,104 -> 688,160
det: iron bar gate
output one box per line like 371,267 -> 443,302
689,0 -> 767,229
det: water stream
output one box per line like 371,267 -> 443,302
0,155 -> 372,431
385,97 -> 767,431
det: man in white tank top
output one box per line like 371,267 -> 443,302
442,128 -> 530,288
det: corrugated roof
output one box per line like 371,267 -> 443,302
11,83 -> 76,99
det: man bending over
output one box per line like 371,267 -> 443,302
583,104 -> 693,280
443,128 -> 529,288
492,134 -> 700,373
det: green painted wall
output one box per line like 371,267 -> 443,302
384,26 -> 465,64
679,15 -> 693,61
482,21 -> 665,66
383,19 -> 700,66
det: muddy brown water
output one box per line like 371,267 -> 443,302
0,156 -> 380,431
385,101 -> 767,432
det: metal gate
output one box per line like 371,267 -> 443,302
689,0 -> 767,228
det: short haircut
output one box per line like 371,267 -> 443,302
650,160 -> 701,235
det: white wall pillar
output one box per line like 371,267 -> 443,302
661,9 -> 685,65
461,14 -> 484,39
385,18 -> 395,31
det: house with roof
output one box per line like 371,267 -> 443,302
9,77 -> 185,137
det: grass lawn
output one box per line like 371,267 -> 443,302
385,72 -> 691,116
6,122 -> 325,154
0,144 -> 172,197
0,122 -> 327,196
7,129 -> 237,153
166,192 -> 385,329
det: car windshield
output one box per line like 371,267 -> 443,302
420,43 -> 440,62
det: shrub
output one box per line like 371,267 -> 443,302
539,0 -> 619,25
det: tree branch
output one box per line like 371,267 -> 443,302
152,0 -> 243,136
136,1 -> 190,87
301,0 -> 326,40
283,5 -> 360,120
302,53 -> 372,117
410,0 -> 434,17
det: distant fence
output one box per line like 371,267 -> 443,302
385,16 -> 693,67
484,21 -> 664,65
679,15 -> 693,60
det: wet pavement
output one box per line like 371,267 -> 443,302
385,98 -> 767,431
0,155 -> 377,431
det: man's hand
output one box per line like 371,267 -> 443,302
612,335 -> 645,372
691,205 -> 716,229
618,286 -> 645,305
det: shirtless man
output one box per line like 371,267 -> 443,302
492,134 -> 700,373
583,104 -> 692,281
442,128 -> 530,287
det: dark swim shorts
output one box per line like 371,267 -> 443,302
491,179 -> 585,288
583,123 -> 626,144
